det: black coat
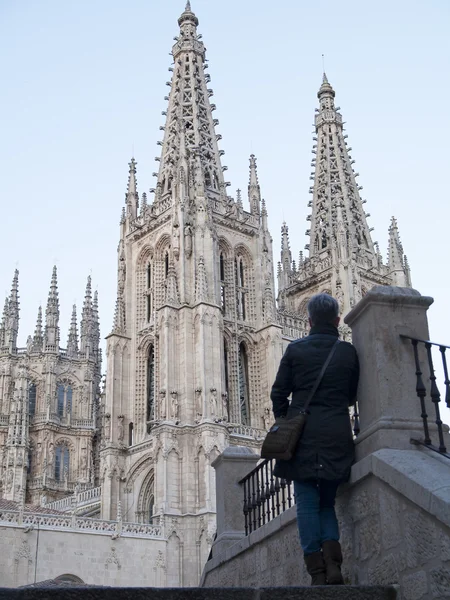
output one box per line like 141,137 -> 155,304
270,323 -> 359,483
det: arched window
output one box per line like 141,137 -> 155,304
238,343 -> 250,425
28,383 -> 37,416
57,384 -> 72,417
235,257 -> 247,321
129,422 -> 134,446
219,253 -> 226,312
146,262 -> 153,322
165,253 -> 169,278
55,445 -> 70,481
147,345 -> 155,421
149,495 -> 155,523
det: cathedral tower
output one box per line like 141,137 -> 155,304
100,2 -> 282,585
277,74 -> 411,340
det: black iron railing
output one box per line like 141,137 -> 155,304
401,335 -> 450,458
238,458 -> 294,536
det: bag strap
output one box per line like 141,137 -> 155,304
303,339 -> 340,413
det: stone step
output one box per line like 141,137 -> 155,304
0,586 -> 398,600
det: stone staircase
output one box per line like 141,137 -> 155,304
0,586 -> 398,599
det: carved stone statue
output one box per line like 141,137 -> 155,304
184,224 -> 193,258
221,393 -> 228,421
47,443 -> 54,467
117,415 -> 124,442
170,391 -> 179,420
209,388 -> 217,417
159,391 -> 167,420
263,407 -> 271,431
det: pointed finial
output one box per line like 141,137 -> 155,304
322,72 -> 329,84
236,189 -> 243,208
185,0 -> 192,10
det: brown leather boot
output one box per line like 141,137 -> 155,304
322,540 -> 344,585
304,551 -> 327,586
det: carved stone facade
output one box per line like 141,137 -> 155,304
0,268 -> 102,506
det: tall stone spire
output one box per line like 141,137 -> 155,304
4,270 -> 20,353
248,154 -> 261,215
125,157 -> 139,220
32,306 -> 43,352
44,266 -> 60,352
154,2 -> 227,206
0,297 -> 8,348
307,75 -> 374,260
165,261 -> 180,305
67,305 -> 79,358
80,276 -> 94,357
388,217 -> 410,286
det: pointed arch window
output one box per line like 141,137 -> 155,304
165,253 -> 169,278
235,257 -> 247,321
28,383 -> 37,416
146,262 -> 153,322
57,384 -> 72,417
55,445 -> 70,481
148,495 -> 155,523
238,343 -> 250,425
220,253 -> 226,313
147,345 -> 155,421
128,422 -> 134,446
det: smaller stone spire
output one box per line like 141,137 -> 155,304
32,306 -> 43,352
4,270 -> 20,352
80,276 -> 94,357
281,222 -> 292,271
67,305 -> 79,358
263,279 -> 275,323
125,158 -> 139,220
185,0 -> 192,10
44,266 -> 59,353
112,296 -> 126,335
248,154 -> 261,215
0,297 -> 8,347
387,217 -> 409,286
195,256 -> 209,303
92,290 -> 100,352
236,189 -> 243,209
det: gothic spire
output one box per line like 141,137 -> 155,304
32,306 -> 43,352
44,266 -> 60,352
0,297 -> 8,347
388,217 -> 410,286
67,305 -> 79,357
112,296 -> 126,335
3,270 -> 19,352
307,75 -> 374,261
92,290 -> 100,351
80,275 -> 94,357
154,3 -> 226,205
125,157 -> 139,220
248,154 -> 261,215
281,222 -> 292,271
165,261 -> 180,305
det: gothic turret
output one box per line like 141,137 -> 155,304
3,270 -> 20,353
67,304 -> 79,358
80,276 -> 94,358
248,154 -> 261,215
32,306 -> 43,352
126,158 -> 139,220
43,266 -> 60,353
388,217 -> 411,287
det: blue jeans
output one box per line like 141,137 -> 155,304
293,479 -> 340,555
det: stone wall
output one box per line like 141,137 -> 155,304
202,448 -> 450,600
0,522 -> 166,588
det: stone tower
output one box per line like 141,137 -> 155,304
100,2 -> 282,586
277,74 -> 411,340
0,268 -> 102,504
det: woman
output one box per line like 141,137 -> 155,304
270,293 -> 359,586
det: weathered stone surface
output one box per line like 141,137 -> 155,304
379,490 -> 402,551
429,566 -> 450,598
404,508 -> 438,568
367,554 -> 399,586
0,587 -> 399,600
401,571 -> 428,600
357,516 -> 382,562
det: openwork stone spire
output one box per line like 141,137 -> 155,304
154,3 -> 227,205
307,75 -> 374,260
165,261 -> 180,305
44,266 -> 59,353
2,270 -> 20,352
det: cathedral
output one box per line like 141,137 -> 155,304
0,2 -> 411,587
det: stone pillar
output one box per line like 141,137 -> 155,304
345,286 -> 434,459
211,446 -> 259,557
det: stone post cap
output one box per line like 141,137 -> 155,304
345,286 -> 434,327
211,446 -> 258,469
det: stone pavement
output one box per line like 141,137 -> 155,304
0,586 -> 397,599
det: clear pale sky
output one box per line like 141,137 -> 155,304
1,1 -> 449,423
